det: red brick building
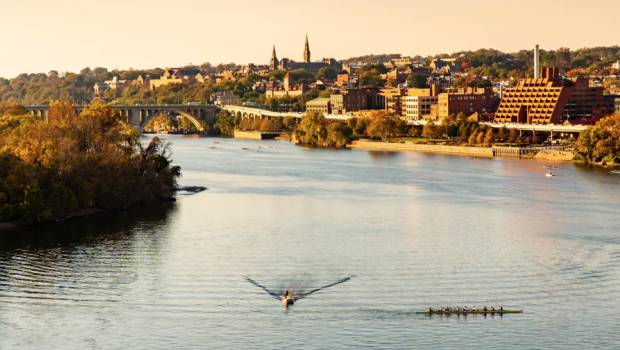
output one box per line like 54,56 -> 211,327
495,67 -> 614,124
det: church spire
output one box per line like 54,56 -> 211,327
270,45 -> 279,70
303,34 -> 311,63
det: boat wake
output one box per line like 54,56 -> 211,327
245,275 -> 356,302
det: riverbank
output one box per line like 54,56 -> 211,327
348,140 -> 579,162
233,130 -> 282,140
349,140 -> 494,157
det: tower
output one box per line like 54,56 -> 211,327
303,34 -> 311,63
270,45 -> 279,70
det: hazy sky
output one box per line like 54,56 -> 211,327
1,0 -> 618,78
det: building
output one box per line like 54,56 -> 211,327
269,35 -> 341,74
403,95 -> 438,121
212,91 -> 242,107
269,46 -> 279,70
380,88 -> 407,116
494,45 -> 615,124
495,66 -> 614,124
149,68 -> 206,89
265,71 -> 306,99
379,85 -> 440,117
134,74 -> 152,88
384,69 -> 408,85
305,97 -> 331,114
430,58 -> 458,74
342,63 -> 364,74
329,88 -> 382,114
93,76 -> 129,95
336,73 -> 358,87
93,82 -> 108,96
437,87 -> 496,119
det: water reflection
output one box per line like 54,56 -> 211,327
0,203 -> 176,308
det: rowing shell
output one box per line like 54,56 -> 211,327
416,309 -> 522,315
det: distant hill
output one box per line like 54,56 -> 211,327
341,54 -> 404,64
1,46 -> 619,105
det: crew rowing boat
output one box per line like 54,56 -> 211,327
416,309 -> 522,315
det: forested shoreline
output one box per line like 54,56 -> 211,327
0,100 -> 180,224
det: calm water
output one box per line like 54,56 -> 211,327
1,136 -> 619,349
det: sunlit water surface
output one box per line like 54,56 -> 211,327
1,136 -> 619,349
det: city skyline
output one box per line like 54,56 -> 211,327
1,0 -> 619,78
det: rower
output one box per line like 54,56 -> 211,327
429,307 -> 433,313
490,306 -> 496,313
483,306 -> 488,313
500,306 -> 504,312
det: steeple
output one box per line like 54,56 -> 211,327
270,45 -> 279,70
303,34 -> 311,63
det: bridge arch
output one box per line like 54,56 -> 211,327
175,111 -> 205,131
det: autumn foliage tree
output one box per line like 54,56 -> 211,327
0,100 -> 180,223
576,113 -> 620,166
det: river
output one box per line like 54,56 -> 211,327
1,136 -> 619,349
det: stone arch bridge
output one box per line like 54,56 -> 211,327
25,104 -> 218,131
222,105 -> 351,121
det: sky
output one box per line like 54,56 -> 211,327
0,0 -> 618,78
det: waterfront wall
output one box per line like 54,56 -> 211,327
349,140 -> 494,157
233,130 -> 281,140
349,140 -> 578,162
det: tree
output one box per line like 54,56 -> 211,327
259,118 -> 284,132
282,116 -> 297,131
475,130 -> 485,145
575,113 -> 620,165
47,99 -> 77,125
289,69 -> 314,84
325,122 -> 353,148
422,121 -> 440,139
316,67 -> 337,81
295,112 -> 327,146
483,128 -> 495,146
407,73 -> 428,88
0,101 -> 179,223
213,110 -> 236,136
366,111 -> 403,141
347,117 -> 368,138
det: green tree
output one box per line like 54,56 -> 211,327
366,111 -> 404,141
407,73 -> 428,88
295,112 -> 327,146
316,67 -> 337,81
213,110 -> 236,136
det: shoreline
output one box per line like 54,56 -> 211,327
348,140 -> 577,162
0,186 -> 206,232
349,140 -> 493,158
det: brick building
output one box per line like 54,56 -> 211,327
494,67 -> 615,124
330,88 -> 382,114
437,87 -> 496,119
